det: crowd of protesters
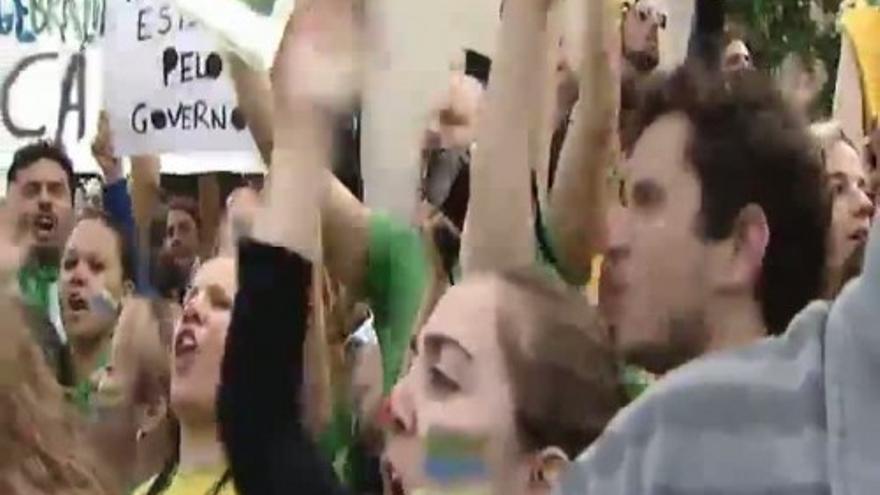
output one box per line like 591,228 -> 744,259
1,0 -> 879,494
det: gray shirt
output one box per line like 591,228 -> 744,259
557,222 -> 880,495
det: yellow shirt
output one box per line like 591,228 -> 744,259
133,466 -> 236,495
842,2 -> 880,127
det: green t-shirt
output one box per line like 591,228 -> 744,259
66,349 -> 111,417
320,212 -> 430,483
364,213 -> 431,393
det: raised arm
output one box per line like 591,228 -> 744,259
227,53 -> 276,165
218,3 -> 353,493
461,0 -> 551,275
226,49 -> 372,294
546,0 -> 619,284
92,113 -> 153,291
688,0 -> 725,70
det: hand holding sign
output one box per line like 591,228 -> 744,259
91,112 -> 124,184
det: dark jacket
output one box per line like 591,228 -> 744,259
218,240 -> 351,495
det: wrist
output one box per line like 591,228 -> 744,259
102,161 -> 124,185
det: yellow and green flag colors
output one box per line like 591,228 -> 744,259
422,428 -> 491,493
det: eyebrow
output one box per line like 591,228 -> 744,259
826,172 -> 849,182
205,284 -> 232,302
423,333 -> 474,362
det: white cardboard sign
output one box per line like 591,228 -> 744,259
103,0 -> 254,155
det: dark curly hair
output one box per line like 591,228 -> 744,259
630,64 -> 829,335
7,141 -> 75,201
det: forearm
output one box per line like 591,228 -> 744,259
227,53 -> 370,291
219,241 -> 348,495
461,0 -> 546,274
322,178 -> 370,292
688,0 -> 725,70
102,180 -> 143,289
253,101 -> 331,258
227,53 -> 276,164
130,155 -> 161,287
548,0 -> 618,284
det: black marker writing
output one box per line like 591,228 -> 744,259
130,100 -> 247,134
161,47 -> 223,87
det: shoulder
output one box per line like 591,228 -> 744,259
622,300 -> 828,429
559,302 -> 831,494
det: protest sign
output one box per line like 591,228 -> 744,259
103,0 -> 255,155
0,0 -> 105,174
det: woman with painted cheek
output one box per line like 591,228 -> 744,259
385,269 -> 625,495
0,205 -> 117,495
59,210 -> 136,414
91,297 -> 176,489
136,257 -> 239,495
811,122 -> 875,297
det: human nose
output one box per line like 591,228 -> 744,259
65,260 -> 88,287
387,375 -> 418,437
37,186 -> 53,208
853,187 -> 874,219
180,291 -> 206,326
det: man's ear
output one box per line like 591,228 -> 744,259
730,203 -> 769,287
707,203 -> 769,292
528,446 -> 570,493
123,280 -> 136,298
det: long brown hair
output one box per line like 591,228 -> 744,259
495,267 -> 626,459
0,296 -> 116,494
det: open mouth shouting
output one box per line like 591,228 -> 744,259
174,327 -> 199,375
849,227 -> 869,244
33,213 -> 57,241
382,459 -> 407,495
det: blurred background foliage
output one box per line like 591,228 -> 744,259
726,0 -> 850,116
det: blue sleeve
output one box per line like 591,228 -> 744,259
103,180 -> 135,245
102,180 -> 149,292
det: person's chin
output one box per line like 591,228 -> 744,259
65,322 -> 101,342
616,320 -> 675,373
625,50 -> 659,74
384,439 -> 426,495
30,238 -> 61,255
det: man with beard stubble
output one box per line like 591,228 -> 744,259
6,141 -> 76,381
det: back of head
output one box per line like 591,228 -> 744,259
633,64 -> 828,335
495,268 -> 625,459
